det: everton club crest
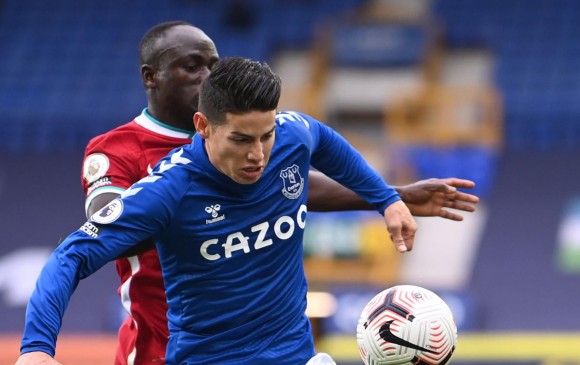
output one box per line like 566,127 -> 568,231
280,164 -> 304,199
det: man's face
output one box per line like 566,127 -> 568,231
154,25 -> 219,120
201,110 -> 277,184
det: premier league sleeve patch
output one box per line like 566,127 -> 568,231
83,153 -> 110,184
90,199 -> 123,224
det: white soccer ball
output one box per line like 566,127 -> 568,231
356,285 -> 457,365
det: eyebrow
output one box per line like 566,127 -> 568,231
174,53 -> 207,64
230,126 -> 276,138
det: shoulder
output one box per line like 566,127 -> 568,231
129,146 -> 195,198
82,121 -> 147,186
85,121 -> 143,152
151,145 -> 196,177
275,111 -> 317,138
276,111 -> 317,129
83,120 -> 155,170
275,111 -> 325,147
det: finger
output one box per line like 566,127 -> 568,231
440,178 -> 476,189
428,182 -> 456,193
403,234 -> 415,252
444,200 -> 477,212
391,236 -> 408,253
440,190 -> 479,204
438,209 -> 464,221
453,191 -> 480,204
389,224 -> 408,253
397,222 -> 417,251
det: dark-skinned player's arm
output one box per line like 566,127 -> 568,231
87,192 -> 156,257
306,170 -> 479,221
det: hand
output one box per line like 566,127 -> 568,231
396,178 -> 480,221
15,352 -> 61,365
383,200 -> 418,253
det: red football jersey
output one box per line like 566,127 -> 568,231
81,110 -> 194,365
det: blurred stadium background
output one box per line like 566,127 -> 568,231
1,0 -> 580,364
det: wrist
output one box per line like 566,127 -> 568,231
393,186 -> 407,203
378,194 -> 402,215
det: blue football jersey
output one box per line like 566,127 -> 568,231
21,111 -> 400,364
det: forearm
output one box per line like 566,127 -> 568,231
21,253 -> 77,356
21,231 -> 133,355
306,169 -> 421,213
312,126 -> 401,212
307,170 -> 374,211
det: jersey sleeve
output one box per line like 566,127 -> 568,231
81,132 -> 143,215
281,111 -> 400,213
21,151 -> 191,357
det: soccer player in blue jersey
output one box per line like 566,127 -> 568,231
16,57 -> 419,365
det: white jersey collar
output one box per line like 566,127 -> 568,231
134,108 -> 196,139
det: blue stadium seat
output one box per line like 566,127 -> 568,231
213,29 -> 272,62
405,146 -> 497,198
331,23 -> 428,67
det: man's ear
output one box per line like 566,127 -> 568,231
194,112 -> 210,138
141,64 -> 157,88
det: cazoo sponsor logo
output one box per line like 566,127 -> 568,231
200,204 -> 307,261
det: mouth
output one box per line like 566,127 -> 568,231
243,166 -> 263,172
241,166 -> 263,179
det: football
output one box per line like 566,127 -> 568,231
356,285 -> 457,365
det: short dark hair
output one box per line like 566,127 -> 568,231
139,20 -> 192,66
199,57 -> 282,125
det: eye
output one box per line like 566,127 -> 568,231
261,132 -> 274,141
231,137 -> 249,143
184,64 -> 201,72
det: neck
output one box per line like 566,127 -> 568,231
147,105 -> 196,132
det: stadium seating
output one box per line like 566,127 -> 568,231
434,0 -> 580,150
1,0 -> 579,151
0,0 -> 366,151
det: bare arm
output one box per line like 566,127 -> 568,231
306,170 -> 374,211
87,193 -> 156,257
306,170 -> 479,220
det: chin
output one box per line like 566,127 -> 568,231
235,174 -> 262,185
239,178 -> 260,185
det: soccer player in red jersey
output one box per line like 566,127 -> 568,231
81,21 -> 479,365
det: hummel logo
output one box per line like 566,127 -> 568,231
205,204 -> 221,218
379,320 -> 436,354
204,204 -> 225,224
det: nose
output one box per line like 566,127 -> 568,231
247,142 -> 264,162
